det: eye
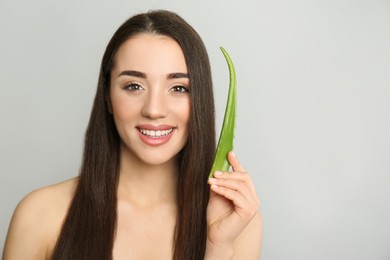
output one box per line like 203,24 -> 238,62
170,85 -> 189,93
124,83 -> 144,91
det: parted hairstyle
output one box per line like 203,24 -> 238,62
51,10 -> 216,260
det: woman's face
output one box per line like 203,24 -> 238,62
110,34 -> 190,166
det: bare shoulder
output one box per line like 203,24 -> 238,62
233,212 -> 263,260
3,178 -> 78,260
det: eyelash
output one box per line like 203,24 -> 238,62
123,83 -> 189,93
170,85 -> 190,93
124,83 -> 144,91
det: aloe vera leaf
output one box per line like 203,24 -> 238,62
209,47 -> 237,178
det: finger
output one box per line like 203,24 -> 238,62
228,151 -> 246,173
210,184 -> 259,219
212,170 -> 257,194
208,188 -> 218,199
209,177 -> 259,205
210,183 -> 247,209
209,171 -> 257,202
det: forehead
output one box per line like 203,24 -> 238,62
112,34 -> 188,74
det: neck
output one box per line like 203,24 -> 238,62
117,146 -> 179,208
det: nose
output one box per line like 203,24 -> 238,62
141,90 -> 168,119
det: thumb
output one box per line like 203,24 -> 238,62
228,151 -> 246,172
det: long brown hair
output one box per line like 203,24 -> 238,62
51,10 -> 215,259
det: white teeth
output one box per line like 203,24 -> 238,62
139,128 -> 173,138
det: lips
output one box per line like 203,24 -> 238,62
136,124 -> 175,146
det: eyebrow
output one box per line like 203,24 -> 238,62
167,72 -> 189,79
118,70 -> 189,79
118,70 -> 146,78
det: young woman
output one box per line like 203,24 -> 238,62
3,10 -> 262,259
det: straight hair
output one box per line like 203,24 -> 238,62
51,10 -> 215,259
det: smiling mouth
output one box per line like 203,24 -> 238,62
138,128 -> 174,138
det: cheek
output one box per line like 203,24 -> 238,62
179,99 -> 191,126
110,95 -> 139,123
167,96 -> 190,123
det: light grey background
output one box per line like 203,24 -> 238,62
1,0 -> 390,259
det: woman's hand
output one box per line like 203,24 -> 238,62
205,151 -> 260,258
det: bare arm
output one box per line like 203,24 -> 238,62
232,212 -> 262,259
205,213 -> 262,259
3,189 -> 53,260
3,180 -> 75,260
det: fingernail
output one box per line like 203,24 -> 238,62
231,151 -> 236,158
211,184 -> 218,189
208,178 -> 217,184
214,171 -> 223,176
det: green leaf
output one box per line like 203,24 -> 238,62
209,47 -> 237,178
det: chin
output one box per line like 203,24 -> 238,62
119,138 -> 186,167
143,149 -> 181,165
